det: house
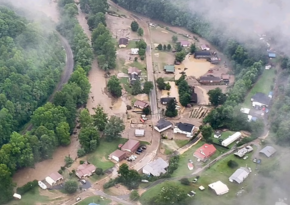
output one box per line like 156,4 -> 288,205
194,50 -> 211,59
234,146 -> 253,158
128,67 -> 141,75
259,146 -> 276,157
143,158 -> 169,176
229,167 -> 250,184
134,100 -> 149,109
199,75 -> 221,85
208,181 -> 229,195
118,38 -> 129,48
76,163 -> 96,178
214,130 -> 222,138
251,92 -> 271,107
194,144 -> 217,161
200,44 -> 210,51
129,73 -> 140,84
160,97 -> 176,105
174,122 -> 195,137
222,132 -> 242,147
221,74 -> 230,83
110,150 -> 126,162
135,129 -> 145,137
164,65 -> 175,73
121,139 -> 140,152
268,52 -> 276,58
179,40 -> 190,47
45,172 -> 63,186
154,119 -> 172,132
131,48 -> 139,55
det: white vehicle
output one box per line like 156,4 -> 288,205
38,181 -> 47,190
76,197 -> 81,202
248,167 -> 252,173
243,156 -> 248,160
81,179 -> 86,184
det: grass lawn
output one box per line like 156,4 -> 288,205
210,131 -> 235,147
77,196 -> 111,205
172,141 -> 204,177
127,40 -> 137,49
119,77 -> 132,94
8,188 -> 50,205
175,139 -> 189,148
116,57 -> 126,72
140,181 -> 193,205
243,69 -> 275,107
129,61 -> 147,74
88,138 -> 127,170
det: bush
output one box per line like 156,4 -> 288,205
103,179 -> 117,189
77,148 -> 86,157
227,160 -> 238,169
80,160 -> 85,164
58,170 -> 63,174
96,168 -> 104,175
130,190 -> 140,201
65,156 -> 74,167
16,180 -> 38,195
180,178 -> 190,185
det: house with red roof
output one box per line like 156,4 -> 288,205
194,144 -> 216,162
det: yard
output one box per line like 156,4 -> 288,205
87,138 -> 128,171
210,131 -> 235,147
243,69 -> 276,107
77,196 -> 111,205
7,188 -> 50,205
175,139 -> 189,148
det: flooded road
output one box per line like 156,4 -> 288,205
175,54 -> 213,80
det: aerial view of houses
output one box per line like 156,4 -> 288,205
2,1 -> 290,205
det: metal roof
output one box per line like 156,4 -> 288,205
259,146 -> 276,157
229,167 -> 250,184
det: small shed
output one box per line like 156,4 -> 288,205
208,181 -> 229,195
110,150 -> 127,162
268,53 -> 276,58
164,65 -> 175,73
131,48 -> 139,55
229,167 -> 250,184
119,38 -> 129,48
135,129 -> 145,137
259,146 -> 276,157
13,193 -> 21,200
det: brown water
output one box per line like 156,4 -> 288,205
161,81 -> 181,106
175,54 -> 213,80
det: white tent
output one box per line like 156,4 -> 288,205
208,181 -> 229,195
45,177 -> 56,186
222,132 -> 241,147
13,193 -> 21,200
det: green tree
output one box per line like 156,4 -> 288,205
137,27 -> 144,36
87,12 -> 106,30
175,42 -> 183,52
0,164 -> 14,204
64,180 -> 78,194
79,109 -> 93,128
79,126 -> 100,153
132,80 -> 142,95
208,88 -> 227,106
165,99 -> 177,117
172,35 -> 178,43
175,74 -> 186,86
142,106 -> 151,115
190,43 -> 196,54
150,182 -> 187,205
201,125 -> 213,141
131,21 -> 139,32
118,164 -> 141,189
96,168 -> 104,175
175,51 -> 186,62
179,92 -> 191,107
130,190 -> 140,201
167,44 -> 172,51
107,76 -> 122,97
227,160 -> 238,169
104,116 -> 125,141
180,178 -> 190,185
77,148 -> 86,157
143,81 -> 153,94
156,77 -> 166,90
56,122 -> 71,146
157,44 -> 162,50
64,156 -> 74,167
92,105 -> 108,131
163,44 -> 167,50
165,82 -> 171,90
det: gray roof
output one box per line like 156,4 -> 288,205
259,146 -> 276,157
143,158 -> 169,176
176,122 -> 194,132
251,92 -> 271,105
160,97 -> 176,104
199,75 -> 221,82
155,119 -> 172,130
229,167 -> 250,184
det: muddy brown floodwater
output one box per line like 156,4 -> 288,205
161,81 -> 181,106
175,54 -> 213,80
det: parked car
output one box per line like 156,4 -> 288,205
141,145 -> 147,150
137,148 -> 143,152
192,178 -> 198,183
81,180 -> 86,184
76,197 -> 81,202
135,151 -> 141,155
187,191 -> 196,197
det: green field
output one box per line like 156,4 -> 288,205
129,61 -> 147,74
8,188 -> 50,205
243,69 -> 275,107
175,139 -> 189,148
210,131 -> 235,147
77,196 -> 111,205
88,138 -> 127,170
119,77 -> 132,93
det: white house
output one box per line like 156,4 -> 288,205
222,132 -> 242,147
208,181 -> 229,195
174,122 -> 194,138
135,129 -> 145,137
251,92 -> 271,107
229,167 -> 250,184
131,48 -> 139,55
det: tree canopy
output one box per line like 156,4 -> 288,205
104,116 -> 125,141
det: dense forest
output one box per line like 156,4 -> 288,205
0,1 -> 93,203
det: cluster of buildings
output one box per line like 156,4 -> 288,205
109,139 -> 141,162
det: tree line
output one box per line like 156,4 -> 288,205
0,1 -> 94,203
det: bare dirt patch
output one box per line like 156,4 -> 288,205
107,184 -> 131,196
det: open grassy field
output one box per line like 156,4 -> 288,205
8,188 -> 50,205
243,69 -> 275,107
175,139 -> 189,148
88,138 -> 127,170
119,77 -> 132,93
77,196 -> 111,205
210,131 -> 236,148
129,61 -> 147,74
